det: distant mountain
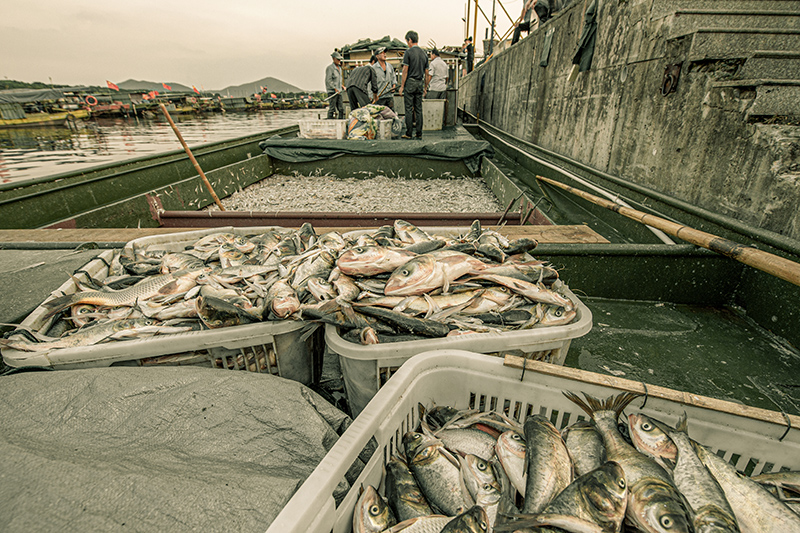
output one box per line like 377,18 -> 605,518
118,79 -> 194,92
217,77 -> 304,97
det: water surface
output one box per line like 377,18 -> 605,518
0,109 -> 324,184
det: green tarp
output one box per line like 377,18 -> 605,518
258,138 -> 494,174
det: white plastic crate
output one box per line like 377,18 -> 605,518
267,349 -> 800,533
327,282 -> 591,416
376,119 -> 393,139
422,99 -> 445,131
1,227 -> 322,385
299,119 -> 347,139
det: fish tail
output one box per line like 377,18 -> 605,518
675,411 -> 689,433
563,391 -> 642,420
41,293 -> 82,318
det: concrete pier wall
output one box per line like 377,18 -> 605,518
458,0 -> 800,241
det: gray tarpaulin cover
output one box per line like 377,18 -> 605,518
259,138 -> 494,174
0,366 -> 353,532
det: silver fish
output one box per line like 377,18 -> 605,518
403,431 -> 466,516
385,455 -> 434,522
695,442 -> 800,532
353,485 -> 396,533
562,420 -> 607,477
495,430 -> 527,496
336,246 -> 417,276
441,505 -> 489,533
565,392 -> 692,533
521,414 -> 573,514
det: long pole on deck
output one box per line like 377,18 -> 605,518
473,0 -> 479,51
536,175 -> 800,287
159,103 -> 225,211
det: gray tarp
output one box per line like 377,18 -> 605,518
0,366 -> 352,532
259,138 -> 494,175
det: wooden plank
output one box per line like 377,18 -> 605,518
504,354 -> 800,429
0,224 -> 607,245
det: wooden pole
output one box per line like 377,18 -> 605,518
158,103 -> 225,211
536,175 -> 800,287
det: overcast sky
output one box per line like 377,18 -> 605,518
2,0 -> 521,91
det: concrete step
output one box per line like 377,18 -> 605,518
745,85 -> 800,119
687,29 -> 800,61
653,0 -> 800,20
738,52 -> 800,80
667,11 -> 800,39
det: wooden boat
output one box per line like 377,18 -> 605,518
0,108 -> 89,129
0,121 -> 798,417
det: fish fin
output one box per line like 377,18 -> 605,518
564,391 -> 642,420
675,412 -> 689,433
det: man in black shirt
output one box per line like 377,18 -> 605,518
463,37 -> 474,73
398,30 -> 428,139
346,59 -> 380,112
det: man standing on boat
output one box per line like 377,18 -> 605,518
425,49 -> 448,100
512,0 -> 540,45
462,37 -> 474,73
326,51 -> 346,119
346,59 -> 380,111
372,47 -> 396,109
399,30 -> 428,139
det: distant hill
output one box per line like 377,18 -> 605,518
118,79 -> 194,93
217,77 -> 304,97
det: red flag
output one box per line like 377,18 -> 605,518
270,93 -> 277,99
148,90 -> 158,98
162,82 -> 172,91
142,93 -> 151,100
106,80 -> 120,91
192,85 -> 200,94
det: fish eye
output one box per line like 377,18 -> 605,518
618,477 -> 626,489
369,505 -> 380,516
511,433 -> 522,441
642,422 -> 653,431
554,308 -> 564,317
354,247 -> 365,253
660,516 -> 673,529
482,483 -> 491,490
401,269 -> 409,276
480,520 -> 487,531
477,461 -> 487,471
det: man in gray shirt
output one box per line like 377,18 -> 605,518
399,30 -> 428,139
371,47 -> 396,109
425,49 -> 448,100
325,51 -> 345,119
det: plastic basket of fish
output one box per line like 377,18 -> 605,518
327,281 -> 591,417
0,227 -> 324,385
300,119 -> 348,139
267,349 -> 800,533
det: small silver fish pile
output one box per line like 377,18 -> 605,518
351,394 -> 800,533
2,220 -> 577,355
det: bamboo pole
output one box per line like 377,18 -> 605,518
473,0 -> 479,50
158,103 -> 225,211
536,175 -> 800,287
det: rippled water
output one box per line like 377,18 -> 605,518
0,109 -> 324,184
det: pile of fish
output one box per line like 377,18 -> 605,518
352,392 -> 800,533
1,219 -> 577,355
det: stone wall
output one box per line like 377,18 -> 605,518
458,0 -> 800,241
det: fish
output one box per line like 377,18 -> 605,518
521,414 -> 573,514
160,252 -> 205,273
395,219 -> 434,244
403,431 -> 466,516
469,273 -> 573,309
291,249 -> 336,291
384,251 -> 485,296
433,427 -> 498,462
385,455 -> 434,521
265,279 -> 300,318
307,276 -> 337,301
353,485 -> 396,533
336,246 -> 417,277
564,392 -> 692,533
694,442 -> 800,532
458,454 -> 501,528
195,295 -> 260,328
331,273 -> 361,302
383,515 -> 452,533
562,420 -> 607,477
0,318 -> 191,352
354,305 -> 452,338
495,430 -> 527,496
41,269 -> 207,318
751,471 -> 800,498
534,304 -> 577,327
359,326 -> 380,344
441,505 -> 489,532
496,461 -> 628,533
659,414 -> 740,533
628,413 -> 679,470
